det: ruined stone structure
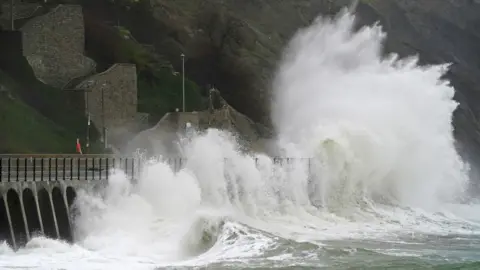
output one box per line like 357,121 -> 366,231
13,4 -> 144,150
19,5 -> 96,88
74,64 -> 140,149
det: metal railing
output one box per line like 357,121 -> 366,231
0,155 -> 312,183
0,155 -> 139,182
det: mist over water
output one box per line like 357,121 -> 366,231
1,10 -> 480,269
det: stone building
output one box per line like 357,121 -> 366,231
74,64 -> 140,149
10,4 -> 145,151
19,5 -> 96,88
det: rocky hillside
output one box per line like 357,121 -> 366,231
2,0 -> 480,167
121,0 -> 480,168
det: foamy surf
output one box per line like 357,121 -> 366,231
1,8 -> 480,270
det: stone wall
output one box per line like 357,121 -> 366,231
20,5 -> 95,88
75,64 -> 138,148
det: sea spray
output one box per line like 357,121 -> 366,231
272,10 -> 469,210
70,11 -> 471,252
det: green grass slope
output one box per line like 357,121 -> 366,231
0,65 -> 102,154
0,91 -> 74,153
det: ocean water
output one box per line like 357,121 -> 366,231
1,10 -> 480,270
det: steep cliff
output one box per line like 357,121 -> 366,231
71,0 -> 480,144
121,0 -> 480,165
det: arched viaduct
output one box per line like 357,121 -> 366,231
0,154 -> 139,249
0,181 -> 79,248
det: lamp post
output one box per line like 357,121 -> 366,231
101,83 -> 107,150
10,0 -> 14,30
86,111 -> 91,153
63,87 -> 92,153
181,53 -> 185,112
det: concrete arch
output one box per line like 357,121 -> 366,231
66,187 -> 77,239
6,189 -> 27,247
37,188 -> 57,239
22,188 -> 42,238
52,187 -> 72,242
66,187 -> 77,240
66,187 -> 77,208
0,194 -> 13,247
